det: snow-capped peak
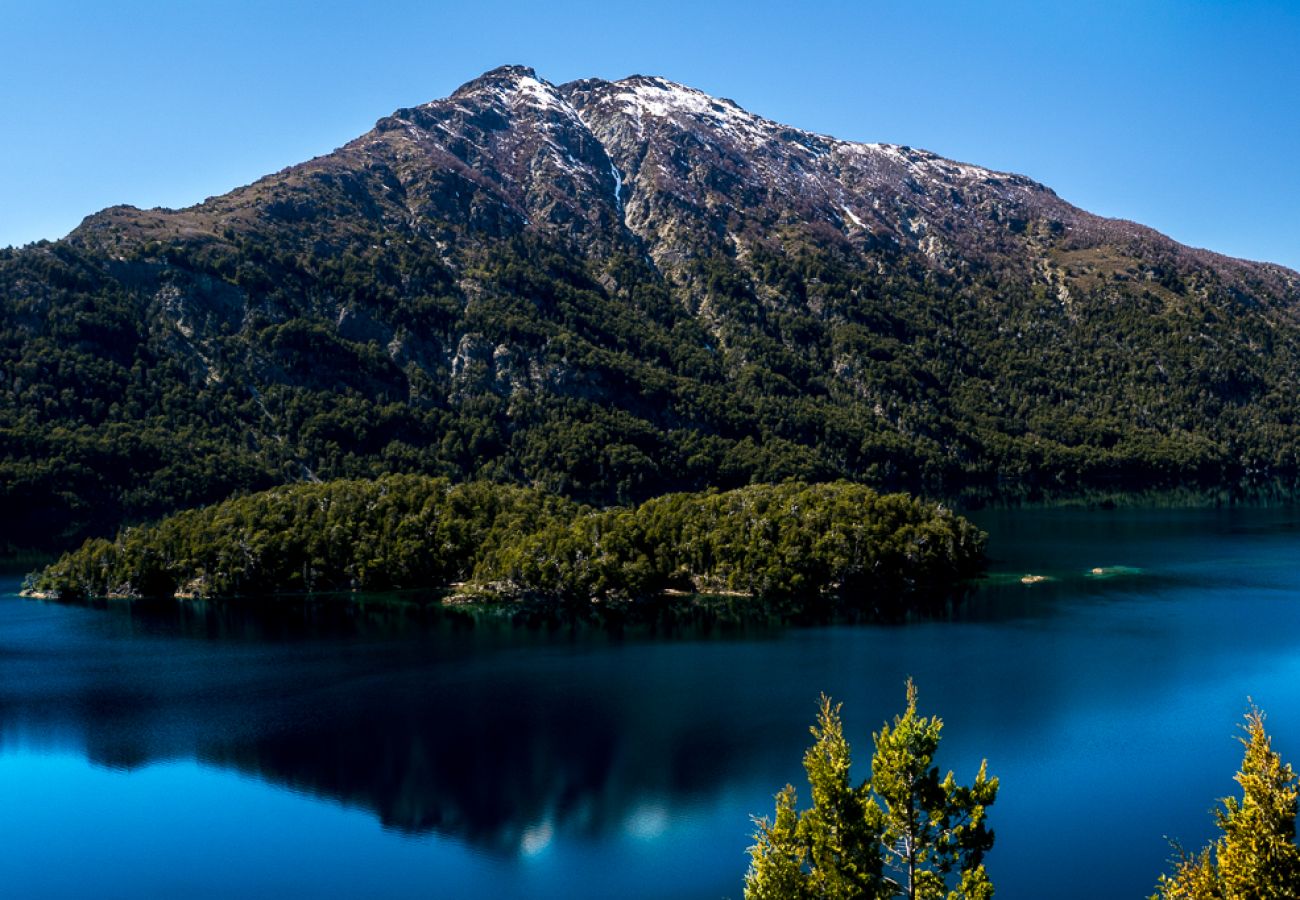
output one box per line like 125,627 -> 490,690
612,76 -> 745,119
449,64 -> 539,95
513,74 -> 569,113
604,75 -> 771,143
574,73 -> 1011,191
446,65 -> 577,118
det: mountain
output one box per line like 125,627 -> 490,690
3,65 -> 1299,549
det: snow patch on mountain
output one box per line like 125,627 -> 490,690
610,162 -> 624,210
608,77 -> 771,145
508,74 -> 591,132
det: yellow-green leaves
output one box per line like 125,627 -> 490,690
745,683 -> 997,899
871,679 -> 998,900
746,784 -> 810,900
1154,705 -> 1300,899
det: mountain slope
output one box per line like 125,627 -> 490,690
3,65 -> 1299,549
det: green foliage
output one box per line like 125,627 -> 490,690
28,475 -> 579,599
471,481 -> 986,606
798,696 -> 888,899
871,680 -> 997,899
27,479 -> 985,613
747,697 -> 886,900
746,684 -> 998,899
8,201 -> 1300,554
1154,706 -> 1300,899
747,785 -> 814,900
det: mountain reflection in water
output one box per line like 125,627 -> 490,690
0,592 -> 803,856
5,503 -> 1300,899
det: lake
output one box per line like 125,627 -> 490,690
3,504 -> 1299,898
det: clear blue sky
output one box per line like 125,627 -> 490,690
2,0 -> 1297,270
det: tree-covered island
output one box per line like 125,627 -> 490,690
24,476 -> 986,615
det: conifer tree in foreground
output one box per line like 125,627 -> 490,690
871,681 -> 998,899
745,682 -> 998,899
1154,705 -> 1300,899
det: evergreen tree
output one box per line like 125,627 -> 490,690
1155,705 -> 1300,899
869,680 -> 998,900
746,784 -> 813,900
797,696 -> 887,898
746,696 -> 884,899
745,685 -> 996,899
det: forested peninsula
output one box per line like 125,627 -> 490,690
24,477 -> 986,613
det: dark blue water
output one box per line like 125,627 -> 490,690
3,505 -> 1300,898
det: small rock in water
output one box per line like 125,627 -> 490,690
1085,566 -> 1143,579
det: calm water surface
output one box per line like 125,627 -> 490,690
3,505 -> 1300,898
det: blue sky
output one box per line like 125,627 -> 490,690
2,0 -> 1297,269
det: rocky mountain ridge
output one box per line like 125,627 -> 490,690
4,65 -> 1299,548
75,66 -> 1298,285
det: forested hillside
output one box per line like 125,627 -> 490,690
4,66 -> 1299,550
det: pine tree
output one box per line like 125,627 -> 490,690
745,686 -> 996,899
868,680 -> 998,900
798,696 -> 887,899
1155,705 -> 1300,899
745,696 -> 884,899
746,784 -> 811,900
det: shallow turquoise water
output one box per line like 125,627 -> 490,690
2,504 -> 1299,897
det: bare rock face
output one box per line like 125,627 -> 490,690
366,66 -> 626,245
65,64 -> 1300,303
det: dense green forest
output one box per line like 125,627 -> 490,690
5,230 -> 1298,555
25,477 -> 985,612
